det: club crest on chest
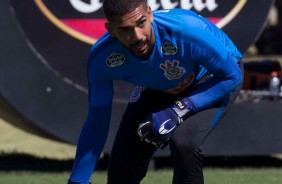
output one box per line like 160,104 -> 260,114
160,60 -> 186,80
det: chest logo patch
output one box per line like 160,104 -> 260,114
129,86 -> 145,103
160,60 -> 186,80
106,52 -> 125,67
161,41 -> 177,55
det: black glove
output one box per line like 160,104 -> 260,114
136,98 -> 196,149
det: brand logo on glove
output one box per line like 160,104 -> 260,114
175,100 -> 187,110
159,119 -> 176,135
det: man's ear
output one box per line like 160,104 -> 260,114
147,6 -> 154,22
105,22 -> 115,37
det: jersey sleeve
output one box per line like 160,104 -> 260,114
69,52 -> 114,183
87,57 -> 114,106
69,103 -> 112,183
187,26 -> 243,111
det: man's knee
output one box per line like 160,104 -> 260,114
107,166 -> 144,184
170,133 -> 204,162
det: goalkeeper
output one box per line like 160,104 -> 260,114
68,0 -> 244,183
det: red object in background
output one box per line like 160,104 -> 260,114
62,19 -> 107,39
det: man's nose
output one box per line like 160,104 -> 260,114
131,27 -> 142,41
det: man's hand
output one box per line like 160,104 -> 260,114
136,108 -> 182,149
136,98 -> 196,149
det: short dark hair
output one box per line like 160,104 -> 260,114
103,0 -> 148,21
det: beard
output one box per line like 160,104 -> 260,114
129,26 -> 154,59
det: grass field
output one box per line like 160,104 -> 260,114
0,169 -> 282,184
1,117 -> 282,184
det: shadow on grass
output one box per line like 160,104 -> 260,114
1,152 -> 282,172
0,152 -> 109,172
156,156 -> 282,169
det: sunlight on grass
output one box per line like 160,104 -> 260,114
0,118 -> 76,159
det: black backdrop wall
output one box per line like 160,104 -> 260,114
1,0 -> 281,156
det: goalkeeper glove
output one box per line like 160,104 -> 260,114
136,98 -> 196,149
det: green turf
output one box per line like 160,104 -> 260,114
1,117 -> 282,184
204,168 -> 282,184
0,169 -> 282,184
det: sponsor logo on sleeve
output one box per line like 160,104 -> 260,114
129,86 -> 145,103
161,41 -> 178,55
106,52 -> 125,67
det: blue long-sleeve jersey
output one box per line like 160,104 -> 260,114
69,8 -> 242,183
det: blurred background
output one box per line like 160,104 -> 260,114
1,0 -> 282,177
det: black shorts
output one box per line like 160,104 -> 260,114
107,62 -> 243,184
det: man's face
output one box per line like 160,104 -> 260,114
105,5 -> 155,59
